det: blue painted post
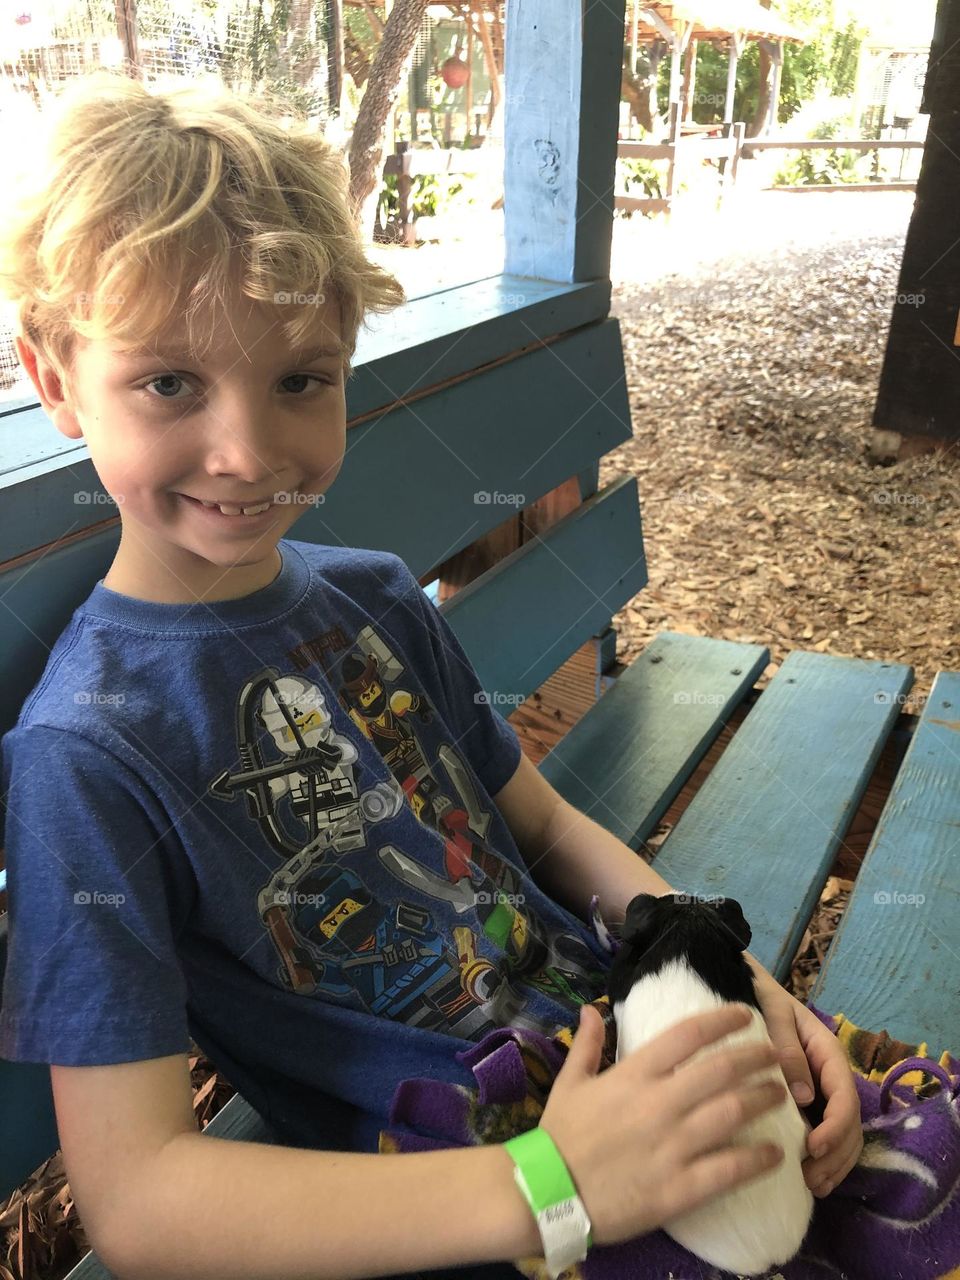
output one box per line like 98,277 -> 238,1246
503,0 -> 626,284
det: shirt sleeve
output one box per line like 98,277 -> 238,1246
0,724 -> 196,1066
386,555 -> 523,800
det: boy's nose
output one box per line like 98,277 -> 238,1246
205,414 -> 286,479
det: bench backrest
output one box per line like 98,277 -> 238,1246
0,0 -> 639,1203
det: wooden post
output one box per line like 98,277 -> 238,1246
113,0 -> 141,78
665,99 -> 681,203
724,31 -> 744,124
680,37 -> 698,122
466,1 -> 474,139
503,0 -> 625,282
435,0 -> 628,736
766,38 -> 784,133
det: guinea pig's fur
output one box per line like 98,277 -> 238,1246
607,892 -> 814,1277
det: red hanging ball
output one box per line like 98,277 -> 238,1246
441,57 -> 470,89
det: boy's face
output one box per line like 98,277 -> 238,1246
18,283 -> 348,604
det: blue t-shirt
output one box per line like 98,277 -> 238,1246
0,539 -> 610,1153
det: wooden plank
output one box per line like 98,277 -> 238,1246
503,0 -> 625,283
280,317 -> 634,577
652,650 -> 914,984
202,1090 -> 278,1144
615,196 -> 671,214
747,138 -> 925,152
0,529 -> 121,741
0,917 -> 60,1204
440,475 -> 646,705
811,671 -> 960,1051
0,276 -> 612,564
768,183 -> 917,194
617,141 -> 675,160
539,631 -> 769,847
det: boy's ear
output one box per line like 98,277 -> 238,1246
713,896 -> 752,952
15,336 -> 84,440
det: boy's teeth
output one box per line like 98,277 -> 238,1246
198,499 -> 272,516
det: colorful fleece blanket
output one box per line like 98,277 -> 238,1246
378,906 -> 960,1280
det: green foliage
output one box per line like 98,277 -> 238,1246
376,169 -> 471,237
613,156 -> 667,217
653,2 -> 865,129
772,115 -> 870,184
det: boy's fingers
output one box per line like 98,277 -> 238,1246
641,1004 -> 753,1078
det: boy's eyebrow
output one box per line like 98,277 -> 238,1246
118,341 -> 346,361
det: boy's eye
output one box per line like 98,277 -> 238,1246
139,372 -> 333,400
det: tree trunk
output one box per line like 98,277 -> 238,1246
624,38 -> 666,136
750,43 -> 773,135
749,0 -> 774,136
114,0 -> 141,77
290,0 -> 320,91
324,0 -> 344,112
348,0 -> 432,234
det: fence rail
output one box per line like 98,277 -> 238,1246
615,127 -> 924,214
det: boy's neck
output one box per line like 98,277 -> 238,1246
101,537 -> 284,606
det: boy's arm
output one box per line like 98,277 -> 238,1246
491,751 -> 676,927
52,1053 -> 540,1280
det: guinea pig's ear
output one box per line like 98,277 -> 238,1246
621,893 -> 662,948
713,896 -> 752,951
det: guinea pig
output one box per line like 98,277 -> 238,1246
607,891 -> 814,1277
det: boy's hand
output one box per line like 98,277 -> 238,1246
538,1003 -> 787,1248
750,965 -> 863,1198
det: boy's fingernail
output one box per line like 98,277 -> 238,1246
791,1082 -> 814,1104
810,1145 -> 826,1160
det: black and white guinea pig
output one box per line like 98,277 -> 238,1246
607,891 -> 814,1277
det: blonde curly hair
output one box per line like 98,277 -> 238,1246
0,69 -> 406,398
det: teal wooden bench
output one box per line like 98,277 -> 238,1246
1,1 -> 956,1276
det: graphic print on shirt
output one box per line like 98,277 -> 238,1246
206,620 -> 605,1039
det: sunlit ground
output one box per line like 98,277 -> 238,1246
364,184 -> 916,296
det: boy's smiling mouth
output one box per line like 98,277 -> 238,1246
178,492 -> 282,523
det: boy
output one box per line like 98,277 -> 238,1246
0,70 -> 860,1280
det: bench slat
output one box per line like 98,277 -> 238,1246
441,474 -> 646,703
811,670 -> 960,1051
314,316 -> 634,575
0,277 -> 612,564
650,649 -> 914,983
0,915 -> 60,1203
539,630 -> 769,847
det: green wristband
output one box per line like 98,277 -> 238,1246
504,1127 -> 593,1276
